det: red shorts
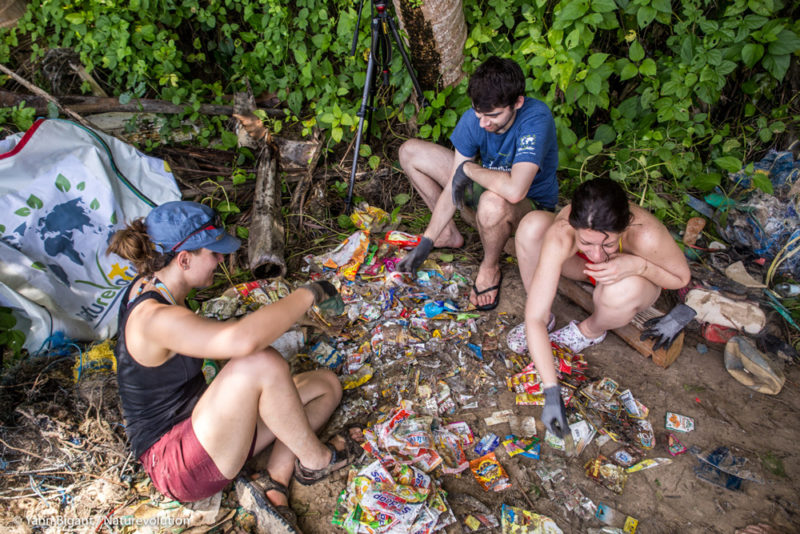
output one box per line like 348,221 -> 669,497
139,417 -> 256,502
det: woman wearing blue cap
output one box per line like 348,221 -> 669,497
108,201 -> 353,533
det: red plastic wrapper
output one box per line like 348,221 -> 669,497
383,230 -> 422,249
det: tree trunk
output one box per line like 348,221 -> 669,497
390,0 -> 467,90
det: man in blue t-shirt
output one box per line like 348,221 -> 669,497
397,56 -> 558,311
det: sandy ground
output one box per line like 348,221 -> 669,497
287,263 -> 800,534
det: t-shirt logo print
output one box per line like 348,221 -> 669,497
518,134 -> 537,155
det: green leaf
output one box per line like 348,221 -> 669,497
629,40 -> 645,62
236,226 -> 249,239
438,253 -> 454,263
55,174 -> 71,192
368,155 -> 380,170
358,144 -> 372,157
216,201 -> 240,214
584,72 -> 603,95
586,140 -> 603,154
26,195 -> 43,209
689,174 -> 721,192
90,198 -> 100,210
591,0 -> 617,13
587,52 -> 609,68
560,0 -> 590,21
394,193 -> 411,206
639,58 -> 656,76
77,182 -> 85,191
637,6 -> 656,28
111,211 -> 117,225
31,261 -> 46,270
46,101 -> 59,118
64,13 -> 85,24
15,207 -> 30,217
741,43 -> 764,68
331,127 -> 343,143
620,62 -> 638,81
751,172 -> 773,194
337,213 -> 355,230
762,54 -> 790,81
714,156 -> 742,173
652,0 -> 671,12
767,30 -> 800,55
119,92 -> 132,105
594,124 -> 616,144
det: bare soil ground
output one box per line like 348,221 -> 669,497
1,253 -> 798,534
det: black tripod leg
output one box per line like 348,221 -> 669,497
386,16 -> 429,107
346,22 -> 379,213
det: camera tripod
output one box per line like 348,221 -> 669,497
345,0 -> 428,212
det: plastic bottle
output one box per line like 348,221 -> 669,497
774,283 -> 800,298
202,359 -> 220,384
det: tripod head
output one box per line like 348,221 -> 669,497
351,0 -> 391,57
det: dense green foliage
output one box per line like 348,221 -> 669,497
0,0 -> 798,223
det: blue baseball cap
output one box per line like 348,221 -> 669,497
146,201 -> 241,254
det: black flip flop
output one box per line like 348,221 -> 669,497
472,271 -> 503,312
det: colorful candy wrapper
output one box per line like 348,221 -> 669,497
309,340 -> 344,370
500,504 -> 563,533
636,419 -> 655,449
502,435 -> 541,459
351,204 -> 390,231
584,455 -> 628,494
544,430 -> 565,451
625,457 -> 673,473
341,363 -> 373,390
384,230 -> 422,249
445,421 -> 475,445
470,452 -> 511,492
433,429 -> 469,474
515,393 -> 545,406
473,433 -> 500,455
506,369 -> 541,394
665,411 -> 695,432
610,446 -> 642,468
667,433 -> 688,456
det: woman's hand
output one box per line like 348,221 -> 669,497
583,253 -> 645,285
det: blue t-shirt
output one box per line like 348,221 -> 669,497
449,97 -> 558,209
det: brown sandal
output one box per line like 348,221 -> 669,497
293,430 -> 362,486
235,473 -> 303,534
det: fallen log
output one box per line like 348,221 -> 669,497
233,91 -> 286,279
0,89 -> 285,118
557,278 -> 684,368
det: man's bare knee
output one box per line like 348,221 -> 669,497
476,191 -> 513,227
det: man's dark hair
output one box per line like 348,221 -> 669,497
467,56 -> 525,112
568,178 -> 633,234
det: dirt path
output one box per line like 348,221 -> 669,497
290,263 -> 800,534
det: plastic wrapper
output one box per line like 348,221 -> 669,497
433,429 -> 469,474
625,457 -> 672,473
383,230 -> 422,249
500,504 -> 563,533
665,411 -> 695,432
667,433 -> 688,456
445,422 -> 474,446
502,435 -> 541,459
516,393 -> 545,406
506,369 -> 541,395
342,364 -> 374,390
470,452 -> 511,492
313,230 -> 371,280
584,455 -> 628,494
473,433 -> 500,455
309,340 -> 344,370
351,204 -> 390,232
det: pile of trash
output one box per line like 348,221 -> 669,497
192,203 -> 769,533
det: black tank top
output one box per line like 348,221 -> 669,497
115,278 -> 206,458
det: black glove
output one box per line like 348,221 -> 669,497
542,385 -> 569,438
451,161 -> 472,209
397,236 -> 434,275
301,280 -> 338,305
640,303 -> 696,351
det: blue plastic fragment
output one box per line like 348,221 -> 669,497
685,194 -> 715,219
